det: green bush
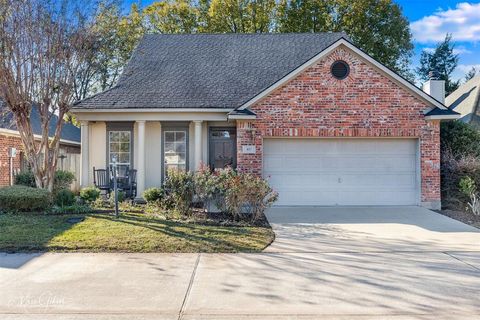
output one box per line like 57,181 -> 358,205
441,121 -> 480,158
459,176 -> 480,215
14,170 -> 76,191
143,187 -> 165,203
109,190 -> 125,206
80,186 -> 101,203
53,170 -> 75,193
459,176 -> 477,196
0,185 -> 52,212
50,204 -> 92,214
14,171 -> 36,187
164,169 -> 195,216
55,189 -> 76,206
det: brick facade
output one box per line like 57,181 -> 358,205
0,134 -> 23,186
237,46 -> 441,208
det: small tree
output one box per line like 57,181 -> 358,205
464,67 -> 477,83
417,34 -> 460,95
0,0 -> 94,191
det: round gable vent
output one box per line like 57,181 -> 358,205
331,60 -> 350,80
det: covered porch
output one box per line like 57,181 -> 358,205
76,110 -> 239,198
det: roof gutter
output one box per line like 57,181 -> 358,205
71,108 -> 234,113
0,128 -> 80,146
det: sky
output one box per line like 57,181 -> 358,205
125,0 -> 480,82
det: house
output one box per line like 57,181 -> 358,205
446,76 -> 480,128
0,103 -> 81,189
72,33 -> 458,209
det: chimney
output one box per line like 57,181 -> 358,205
422,70 -> 445,103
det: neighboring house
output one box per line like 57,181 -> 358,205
72,33 -> 458,209
446,76 -> 480,128
0,104 -> 81,189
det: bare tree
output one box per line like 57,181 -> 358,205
0,0 -> 94,191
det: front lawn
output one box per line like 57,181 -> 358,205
0,212 -> 274,253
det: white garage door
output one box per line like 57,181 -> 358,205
263,138 -> 418,206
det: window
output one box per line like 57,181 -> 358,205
164,130 -> 187,173
109,130 -> 131,172
331,60 -> 350,80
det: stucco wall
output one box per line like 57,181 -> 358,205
88,121 -> 107,185
236,45 -> 441,209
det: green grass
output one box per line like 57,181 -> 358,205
0,212 -> 274,253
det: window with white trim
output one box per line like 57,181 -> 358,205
109,130 -> 131,170
164,130 -> 187,173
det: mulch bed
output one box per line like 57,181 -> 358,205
437,209 -> 480,229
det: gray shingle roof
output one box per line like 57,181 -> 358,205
74,33 -> 347,110
0,102 -> 80,143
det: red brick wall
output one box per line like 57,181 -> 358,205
237,46 -> 441,208
0,134 -> 23,187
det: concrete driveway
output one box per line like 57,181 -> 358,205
1,206 -> 480,319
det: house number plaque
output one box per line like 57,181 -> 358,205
242,145 -> 256,154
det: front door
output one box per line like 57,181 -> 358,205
209,128 -> 236,169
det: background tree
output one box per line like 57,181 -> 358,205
417,34 -> 460,95
206,0 -> 276,33
464,67 -> 478,83
276,0 -> 331,33
143,0 -> 198,33
0,0 -> 95,190
276,0 -> 414,80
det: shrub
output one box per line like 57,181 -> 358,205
108,190 -> 125,206
14,170 -> 76,191
55,189 -> 76,207
164,169 -> 195,216
50,204 -> 92,214
459,176 -> 480,216
15,171 -> 36,187
441,151 -> 480,209
193,165 -> 216,208
0,185 -> 52,212
441,121 -> 480,158
80,186 -> 101,203
143,187 -> 165,203
53,170 -> 75,193
210,168 -> 278,221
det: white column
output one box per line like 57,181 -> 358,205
193,120 -> 203,170
136,120 -> 146,199
80,121 -> 89,187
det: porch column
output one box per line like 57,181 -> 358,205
80,121 -> 89,187
193,120 -> 203,170
136,120 -> 146,199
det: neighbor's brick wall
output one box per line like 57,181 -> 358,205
237,46 -> 441,206
0,134 -> 23,187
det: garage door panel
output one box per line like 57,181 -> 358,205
263,138 -> 418,206
278,190 -> 338,206
266,173 -> 339,188
265,155 -> 416,173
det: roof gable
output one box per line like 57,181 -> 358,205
74,33 -> 347,110
446,76 -> 480,124
236,38 -> 453,116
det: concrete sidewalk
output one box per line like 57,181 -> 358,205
1,207 -> 480,319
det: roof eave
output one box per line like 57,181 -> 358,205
424,114 -> 462,120
71,108 -> 234,113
